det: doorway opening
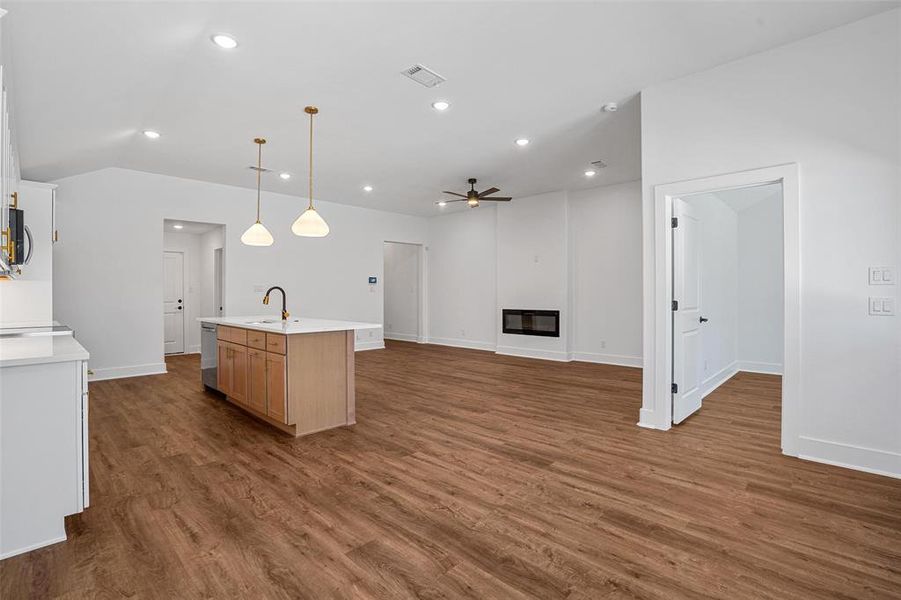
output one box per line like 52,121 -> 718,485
671,182 -> 784,424
383,241 -> 424,343
644,164 -> 800,456
163,219 -> 225,355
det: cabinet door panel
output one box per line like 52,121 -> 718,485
230,345 -> 249,405
266,352 -> 288,424
247,349 -> 267,414
217,341 -> 230,396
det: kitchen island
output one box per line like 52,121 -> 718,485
198,316 -> 380,437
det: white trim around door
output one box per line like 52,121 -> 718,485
640,163 -> 801,457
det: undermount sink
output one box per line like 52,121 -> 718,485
245,319 -> 300,325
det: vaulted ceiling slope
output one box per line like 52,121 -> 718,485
2,1 -> 893,216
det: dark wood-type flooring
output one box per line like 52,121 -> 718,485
2,341 -> 900,599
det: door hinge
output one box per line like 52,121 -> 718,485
671,383 -> 678,394
671,217 -> 678,228
672,300 -> 678,311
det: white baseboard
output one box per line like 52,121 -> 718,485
89,362 -> 167,382
0,534 -> 67,560
428,337 -> 497,352
701,361 -> 739,398
495,345 -> 570,362
354,340 -> 385,351
186,344 -> 201,355
737,360 -> 783,375
570,351 -> 643,368
637,408 -> 659,429
796,436 -> 901,479
384,332 -> 420,343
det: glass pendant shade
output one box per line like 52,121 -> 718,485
241,221 -> 274,246
291,207 -> 329,237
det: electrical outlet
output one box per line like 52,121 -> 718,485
460,328 -> 466,337
600,340 -> 606,349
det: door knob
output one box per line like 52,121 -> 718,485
699,316 -> 709,323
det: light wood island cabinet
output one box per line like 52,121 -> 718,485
210,321 -> 368,437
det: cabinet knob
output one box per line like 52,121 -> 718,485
177,306 -> 182,310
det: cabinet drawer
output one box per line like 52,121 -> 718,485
247,330 -> 267,350
266,333 -> 287,354
218,326 -> 247,346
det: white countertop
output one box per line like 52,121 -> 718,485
198,315 -> 382,335
0,335 -> 90,368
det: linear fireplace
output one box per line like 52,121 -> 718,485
502,309 -> 560,337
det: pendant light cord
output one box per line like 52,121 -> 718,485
308,109 -> 315,210
256,140 -> 263,223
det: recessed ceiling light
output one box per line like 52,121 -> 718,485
173,224 -> 184,229
362,185 -> 373,192
437,201 -> 447,207
584,170 -> 597,177
431,101 -> 450,111
142,130 -> 161,139
279,172 -> 291,180
515,138 -> 530,147
211,34 -> 238,49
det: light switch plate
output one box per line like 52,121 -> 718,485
869,266 -> 895,285
869,297 -> 895,316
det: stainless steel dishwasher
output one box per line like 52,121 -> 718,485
200,322 -> 219,391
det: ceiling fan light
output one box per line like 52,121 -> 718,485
241,221 -> 274,246
467,198 -> 479,207
292,207 -> 330,237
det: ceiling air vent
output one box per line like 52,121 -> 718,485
591,160 -> 608,169
401,64 -> 446,88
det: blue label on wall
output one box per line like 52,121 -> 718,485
368,276 -> 377,284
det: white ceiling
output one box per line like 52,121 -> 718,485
689,182 -> 782,213
3,1 -> 893,216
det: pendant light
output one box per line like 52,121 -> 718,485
291,106 -> 330,237
241,137 -> 275,246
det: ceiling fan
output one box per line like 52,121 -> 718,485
437,178 -> 512,208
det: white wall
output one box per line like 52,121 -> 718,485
426,181 -> 643,365
426,207 -> 497,350
640,10 -> 900,476
737,194 -> 783,373
52,168 -> 428,380
496,191 -> 569,360
163,230 -> 203,353
569,181 -> 643,366
685,193 -> 739,392
383,241 -> 420,342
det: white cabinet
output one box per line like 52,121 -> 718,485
0,343 -> 89,560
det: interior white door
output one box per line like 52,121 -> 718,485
672,198 -> 703,424
163,251 -> 185,354
213,247 -> 223,316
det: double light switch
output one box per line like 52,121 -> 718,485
868,266 -> 896,316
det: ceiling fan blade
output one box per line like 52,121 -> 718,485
435,198 -> 467,204
481,197 -> 512,202
442,191 -> 467,198
478,187 -> 500,197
